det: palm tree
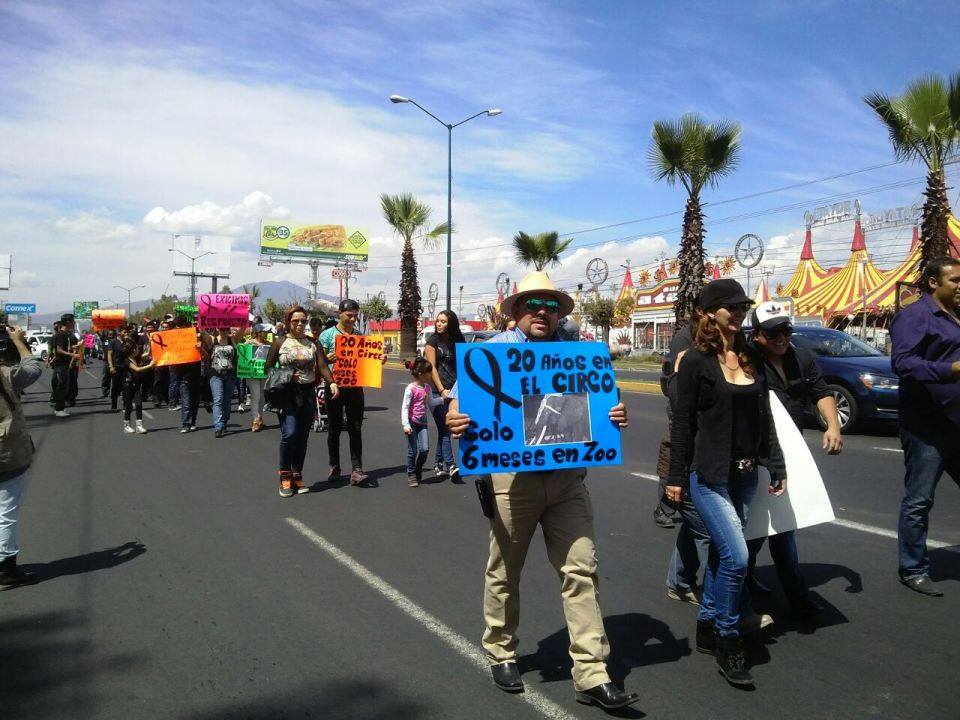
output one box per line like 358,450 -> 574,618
864,74 -> 960,271
380,193 -> 450,357
648,113 -> 741,323
512,231 -> 572,270
242,284 -> 262,315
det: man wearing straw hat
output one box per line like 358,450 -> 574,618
447,271 -> 639,710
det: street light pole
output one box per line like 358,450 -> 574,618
169,248 -> 213,304
113,284 -> 145,317
390,95 -> 502,311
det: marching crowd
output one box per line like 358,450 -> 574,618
1,260 -> 958,710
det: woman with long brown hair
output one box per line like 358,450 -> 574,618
665,279 -> 786,688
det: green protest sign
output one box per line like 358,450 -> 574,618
73,300 -> 99,319
236,342 -> 267,379
175,304 -> 198,320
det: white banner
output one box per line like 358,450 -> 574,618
743,392 -> 836,540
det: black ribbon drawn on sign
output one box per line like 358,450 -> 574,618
150,332 -> 168,351
464,347 -> 521,421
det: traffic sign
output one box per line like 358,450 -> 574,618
4,303 -> 36,314
331,268 -> 351,280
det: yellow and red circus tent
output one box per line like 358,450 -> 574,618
781,227 -> 832,298
616,268 -> 635,304
950,214 -> 960,254
753,278 -> 771,305
849,218 -> 960,314
794,218 -> 885,318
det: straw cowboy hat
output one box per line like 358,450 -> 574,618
500,271 -> 575,318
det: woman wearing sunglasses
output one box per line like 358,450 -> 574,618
264,306 -> 338,498
665,279 -> 787,688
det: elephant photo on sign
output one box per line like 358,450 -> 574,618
522,392 -> 592,446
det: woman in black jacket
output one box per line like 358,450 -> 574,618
665,279 -> 786,687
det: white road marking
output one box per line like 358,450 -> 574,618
285,518 -> 582,720
143,411 -> 154,420
830,518 -> 951,549
628,472 -> 955,549
871,447 -> 903,453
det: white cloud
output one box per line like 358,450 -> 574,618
10,270 -> 40,288
143,192 -> 289,237
53,212 -> 137,243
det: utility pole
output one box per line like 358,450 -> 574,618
114,284 -> 145,317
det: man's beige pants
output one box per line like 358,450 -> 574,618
482,468 -> 611,691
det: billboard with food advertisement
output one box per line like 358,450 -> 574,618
260,221 -> 369,262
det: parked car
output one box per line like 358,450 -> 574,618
789,325 -> 898,433
30,334 -> 53,362
416,325 -> 483,355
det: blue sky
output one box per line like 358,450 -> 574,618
1,0 -> 959,313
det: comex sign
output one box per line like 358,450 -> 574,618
4,303 -> 36,314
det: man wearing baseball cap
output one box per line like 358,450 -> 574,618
446,271 -> 639,710
746,300 -> 841,619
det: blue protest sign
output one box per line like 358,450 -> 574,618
455,341 -> 622,475
4,303 -> 36,314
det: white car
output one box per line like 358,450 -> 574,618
30,334 -> 53,361
416,325 -> 482,355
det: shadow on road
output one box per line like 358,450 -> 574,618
20,540 -> 147,584
518,612 -> 687,691
0,610 -> 146,720
930,545 -> 960,582
181,679 -> 429,719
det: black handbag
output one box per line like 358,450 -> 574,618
264,366 -> 295,410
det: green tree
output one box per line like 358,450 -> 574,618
131,294 -> 180,324
648,113 -> 741,323
581,296 -> 616,344
241,284 -> 262,314
361,295 -> 392,328
260,298 -> 287,324
865,73 -> 960,271
380,193 -> 450,357
512,231 -> 572,270
220,284 -> 232,293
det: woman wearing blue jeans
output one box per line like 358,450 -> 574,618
204,328 -> 240,438
264,307 -> 338,498
666,279 -> 787,688
422,310 -> 465,480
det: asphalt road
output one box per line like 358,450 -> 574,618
3,361 -> 959,720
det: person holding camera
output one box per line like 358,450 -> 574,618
0,325 -> 43,588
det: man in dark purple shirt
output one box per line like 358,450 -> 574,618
890,256 -> 960,597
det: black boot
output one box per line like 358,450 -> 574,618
0,556 -> 39,590
716,635 -> 753,686
696,619 -> 717,655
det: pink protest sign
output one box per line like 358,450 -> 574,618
198,293 -> 250,330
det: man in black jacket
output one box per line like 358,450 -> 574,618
747,301 -> 842,619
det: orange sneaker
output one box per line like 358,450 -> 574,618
278,471 -> 294,498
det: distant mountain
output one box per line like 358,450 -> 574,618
28,280 -> 338,327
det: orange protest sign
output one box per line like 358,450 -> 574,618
92,309 -> 126,331
149,328 -> 201,366
333,334 -> 384,388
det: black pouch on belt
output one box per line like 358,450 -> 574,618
475,477 -> 496,519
